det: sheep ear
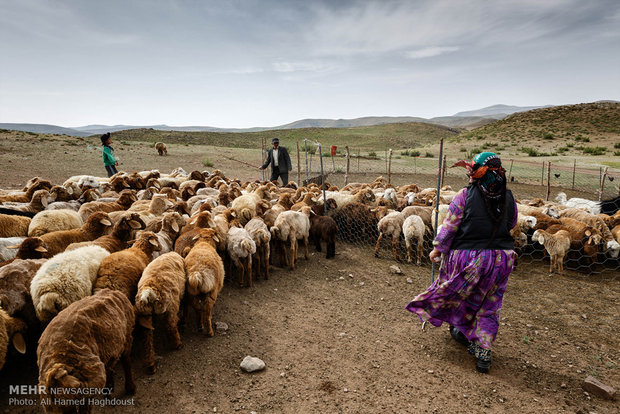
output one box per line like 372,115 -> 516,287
41,197 -> 48,207
12,332 -> 26,354
137,315 -> 154,330
123,182 -> 130,188
188,188 -> 195,195
230,211 -> 236,217
34,246 -> 48,253
192,234 -> 200,241
585,229 -> 591,237
171,221 -> 180,232
128,220 -> 143,229
213,235 -> 220,243
67,186 -> 74,195
149,238 -> 159,246
100,218 -> 112,226
189,218 -> 197,225
6,245 -> 20,249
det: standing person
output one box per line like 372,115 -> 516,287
405,152 -> 517,374
100,132 -> 119,177
259,137 -> 292,185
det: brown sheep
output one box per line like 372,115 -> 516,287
48,185 -> 75,202
0,308 -> 27,370
1,189 -> 50,214
66,213 -> 146,253
78,189 -> 137,222
155,142 -> 167,156
0,214 -> 31,238
0,179 -> 51,203
291,193 -> 317,211
309,214 -> 337,259
331,202 -> 379,243
36,212 -> 113,257
37,289 -> 136,412
93,231 -> 161,301
0,238 -> 49,268
183,228 -> 224,336
135,252 -> 186,374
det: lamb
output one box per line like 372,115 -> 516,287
244,218 -> 271,280
309,213 -> 337,259
291,193 -> 317,211
231,185 -> 272,225
0,237 -> 26,262
0,179 -> 51,203
226,226 -> 257,287
403,215 -> 426,265
532,229 -> 571,274
37,289 -> 136,412
152,212 -> 184,259
270,206 -> 312,270
30,245 -> 110,323
36,211 -> 113,257
559,208 -> 619,258
135,252 -> 186,373
555,192 -> 599,214
48,185 -> 76,203
0,213 -> 31,237
94,231 -> 161,300
28,209 -> 83,237
78,189 -> 137,222
374,210 -> 405,262
183,228 -> 225,336
1,189 -> 50,214
430,205 -> 450,233
545,218 -> 602,264
174,211 -> 216,257
65,212 -> 146,253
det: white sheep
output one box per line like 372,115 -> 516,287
270,207 -> 311,270
28,209 -> 83,237
532,229 -> 571,274
374,210 -> 405,262
30,245 -> 110,323
245,217 -> 271,281
430,205 -> 450,233
555,192 -> 599,214
226,226 -> 257,287
403,215 -> 426,265
231,185 -> 271,225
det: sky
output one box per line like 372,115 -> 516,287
0,0 -> 619,128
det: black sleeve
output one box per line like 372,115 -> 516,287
284,147 -> 292,170
262,149 -> 272,169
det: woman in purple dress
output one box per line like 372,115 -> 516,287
405,152 -> 517,373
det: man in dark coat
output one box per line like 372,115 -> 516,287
260,137 -> 292,185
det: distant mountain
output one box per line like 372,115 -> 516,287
0,123 -> 91,137
274,116 -> 428,129
453,104 -> 555,118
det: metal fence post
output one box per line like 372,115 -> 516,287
296,141 -> 301,186
431,138 -> 444,283
318,143 -> 327,214
546,161 -> 551,201
345,146 -> 350,185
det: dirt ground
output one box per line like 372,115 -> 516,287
0,132 -> 619,413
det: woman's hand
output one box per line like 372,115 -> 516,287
429,248 -> 442,263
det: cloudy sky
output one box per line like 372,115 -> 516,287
1,0 -> 619,128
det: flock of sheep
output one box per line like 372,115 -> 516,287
0,166 -> 618,412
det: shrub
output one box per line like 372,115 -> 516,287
424,152 -> 434,158
460,147 -> 467,152
614,150 -> 620,156
368,151 -> 377,158
410,150 -> 421,157
614,142 -> 620,149
202,159 -> 214,167
401,150 -> 410,156
582,146 -> 606,155
520,147 -> 549,157
543,132 -> 553,140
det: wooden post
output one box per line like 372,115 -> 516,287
296,141 -> 301,186
414,156 -> 417,174
345,146 -> 350,185
331,150 -> 335,172
385,149 -> 388,175
309,146 -> 312,175
357,149 -> 360,172
431,138 -> 444,283
599,167 -> 608,201
304,140 -> 309,185
261,137 -> 266,181
387,149 -> 393,184
572,159 -> 576,190
541,161 -> 545,186
441,154 -> 447,187
318,143 -> 327,213
507,159 -> 514,181
546,161 -> 551,201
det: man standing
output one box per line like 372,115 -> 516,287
260,137 -> 292,185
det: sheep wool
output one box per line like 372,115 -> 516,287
30,245 -> 110,323
28,209 -> 83,237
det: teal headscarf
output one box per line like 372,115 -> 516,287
471,152 -> 506,201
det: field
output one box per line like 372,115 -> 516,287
0,119 -> 619,413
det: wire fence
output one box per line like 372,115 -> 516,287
275,139 -> 620,281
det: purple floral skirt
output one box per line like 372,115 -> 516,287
405,249 -> 516,349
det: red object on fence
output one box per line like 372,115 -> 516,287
330,146 -> 337,156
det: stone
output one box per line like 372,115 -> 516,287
582,376 -> 615,400
389,265 -> 402,274
215,321 -> 228,332
406,278 -> 413,284
240,356 -> 265,373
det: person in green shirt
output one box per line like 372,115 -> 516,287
100,132 -> 118,177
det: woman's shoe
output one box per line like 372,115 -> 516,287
449,326 -> 470,347
467,342 -> 492,374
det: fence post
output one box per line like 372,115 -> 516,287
357,148 -> 360,172
541,161 -> 545,186
546,161 -> 551,201
318,143 -> 327,214
385,149 -> 388,176
431,138 -> 444,284
508,159 -> 514,181
304,140 -> 309,185
387,149 -> 393,185
441,154 -> 447,187
572,159 -> 576,190
414,156 -> 417,174
345,146 -> 350,185
296,141 -> 301,186
261,137 -> 266,181
331,149 -> 335,172
599,167 -> 608,201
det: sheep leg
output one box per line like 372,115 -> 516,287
179,296 -> 189,333
121,345 -> 136,395
165,310 -> 182,350
304,236 -> 309,260
416,237 -> 423,265
143,322 -> 156,374
374,233 -> 383,257
253,252 -> 261,281
205,294 -> 217,337
549,254 -> 555,274
405,239 -> 412,263
392,235 -> 400,262
558,253 -> 565,274
314,234 -> 322,252
263,244 -> 270,280
326,238 -> 335,259
197,298 -> 206,332
247,256 -> 253,288
290,238 -> 296,270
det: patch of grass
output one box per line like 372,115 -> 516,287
614,142 -> 620,149
368,151 -> 377,157
614,151 -> 620,157
542,132 -> 554,140
575,135 -> 590,142
522,335 -> 532,345
582,146 -> 606,155
202,159 -> 214,167
424,152 -> 434,158
520,147 -> 550,157
459,147 -> 467,152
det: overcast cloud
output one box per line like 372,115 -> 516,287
0,0 -> 618,127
